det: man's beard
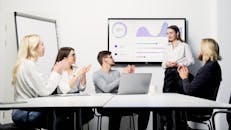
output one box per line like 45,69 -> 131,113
111,62 -> 115,66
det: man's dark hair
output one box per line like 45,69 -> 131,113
97,50 -> 111,65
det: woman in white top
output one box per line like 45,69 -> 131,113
160,25 -> 194,130
54,47 -> 91,94
162,25 -> 194,93
11,34 -> 68,128
53,47 -> 94,130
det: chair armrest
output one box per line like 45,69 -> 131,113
211,110 -> 231,130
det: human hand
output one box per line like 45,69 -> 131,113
122,65 -> 135,73
166,61 -> 178,67
82,65 -> 91,75
177,65 -> 189,79
129,65 -> 136,73
74,65 -> 91,77
53,59 -> 68,74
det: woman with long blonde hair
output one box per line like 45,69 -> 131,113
178,38 -> 222,127
12,34 -> 67,128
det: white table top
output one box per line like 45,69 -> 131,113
0,93 -> 114,109
104,93 -> 231,109
1,93 -> 231,109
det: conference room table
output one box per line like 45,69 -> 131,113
104,93 -> 231,130
0,93 -> 231,130
0,93 -> 114,130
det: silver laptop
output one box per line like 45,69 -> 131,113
118,73 -> 152,94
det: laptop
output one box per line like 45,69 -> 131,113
118,73 -> 152,94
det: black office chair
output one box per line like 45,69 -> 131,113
210,110 -> 231,130
94,108 -> 136,130
187,87 -> 220,130
211,95 -> 231,130
187,112 -> 213,130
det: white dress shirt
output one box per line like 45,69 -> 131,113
14,59 -> 61,101
57,70 -> 86,94
162,42 -> 194,68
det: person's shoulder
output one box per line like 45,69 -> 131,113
21,59 -> 35,67
204,61 -> 221,71
93,69 -> 102,77
208,60 -> 220,67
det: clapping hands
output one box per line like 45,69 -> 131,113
166,61 -> 179,68
74,65 -> 91,77
177,65 -> 189,79
53,59 -> 69,74
122,65 -> 135,73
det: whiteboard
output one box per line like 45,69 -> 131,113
108,18 -> 186,64
14,12 -> 59,77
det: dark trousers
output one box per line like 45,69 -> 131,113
163,67 -> 184,93
158,110 -> 188,130
97,108 -> 149,130
160,68 -> 188,130
54,108 -> 94,130
12,109 -> 48,129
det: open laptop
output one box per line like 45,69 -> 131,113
118,73 -> 152,94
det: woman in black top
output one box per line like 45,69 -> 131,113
178,38 -> 222,118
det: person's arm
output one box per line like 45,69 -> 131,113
78,76 -> 86,92
161,47 -> 169,68
181,44 -> 194,66
180,65 -> 212,95
93,72 -> 120,93
57,72 -> 72,94
79,65 -> 90,87
23,61 -> 62,96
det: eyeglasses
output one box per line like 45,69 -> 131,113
105,56 -> 113,59
69,53 -> 76,57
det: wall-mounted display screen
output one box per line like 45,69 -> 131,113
108,18 -> 186,64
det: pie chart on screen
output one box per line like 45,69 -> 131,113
112,22 -> 127,38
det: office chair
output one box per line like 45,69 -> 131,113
187,87 -> 220,130
187,113 -> 213,130
211,110 -> 231,130
94,108 -> 136,130
211,95 -> 231,130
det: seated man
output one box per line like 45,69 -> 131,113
93,50 -> 149,130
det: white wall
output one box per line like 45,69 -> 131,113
0,0 -> 4,100
1,0 -> 218,95
0,0 -> 5,123
216,0 -> 231,129
2,0 -> 229,129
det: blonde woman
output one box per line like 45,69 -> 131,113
178,38 -> 222,124
12,34 -> 67,128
